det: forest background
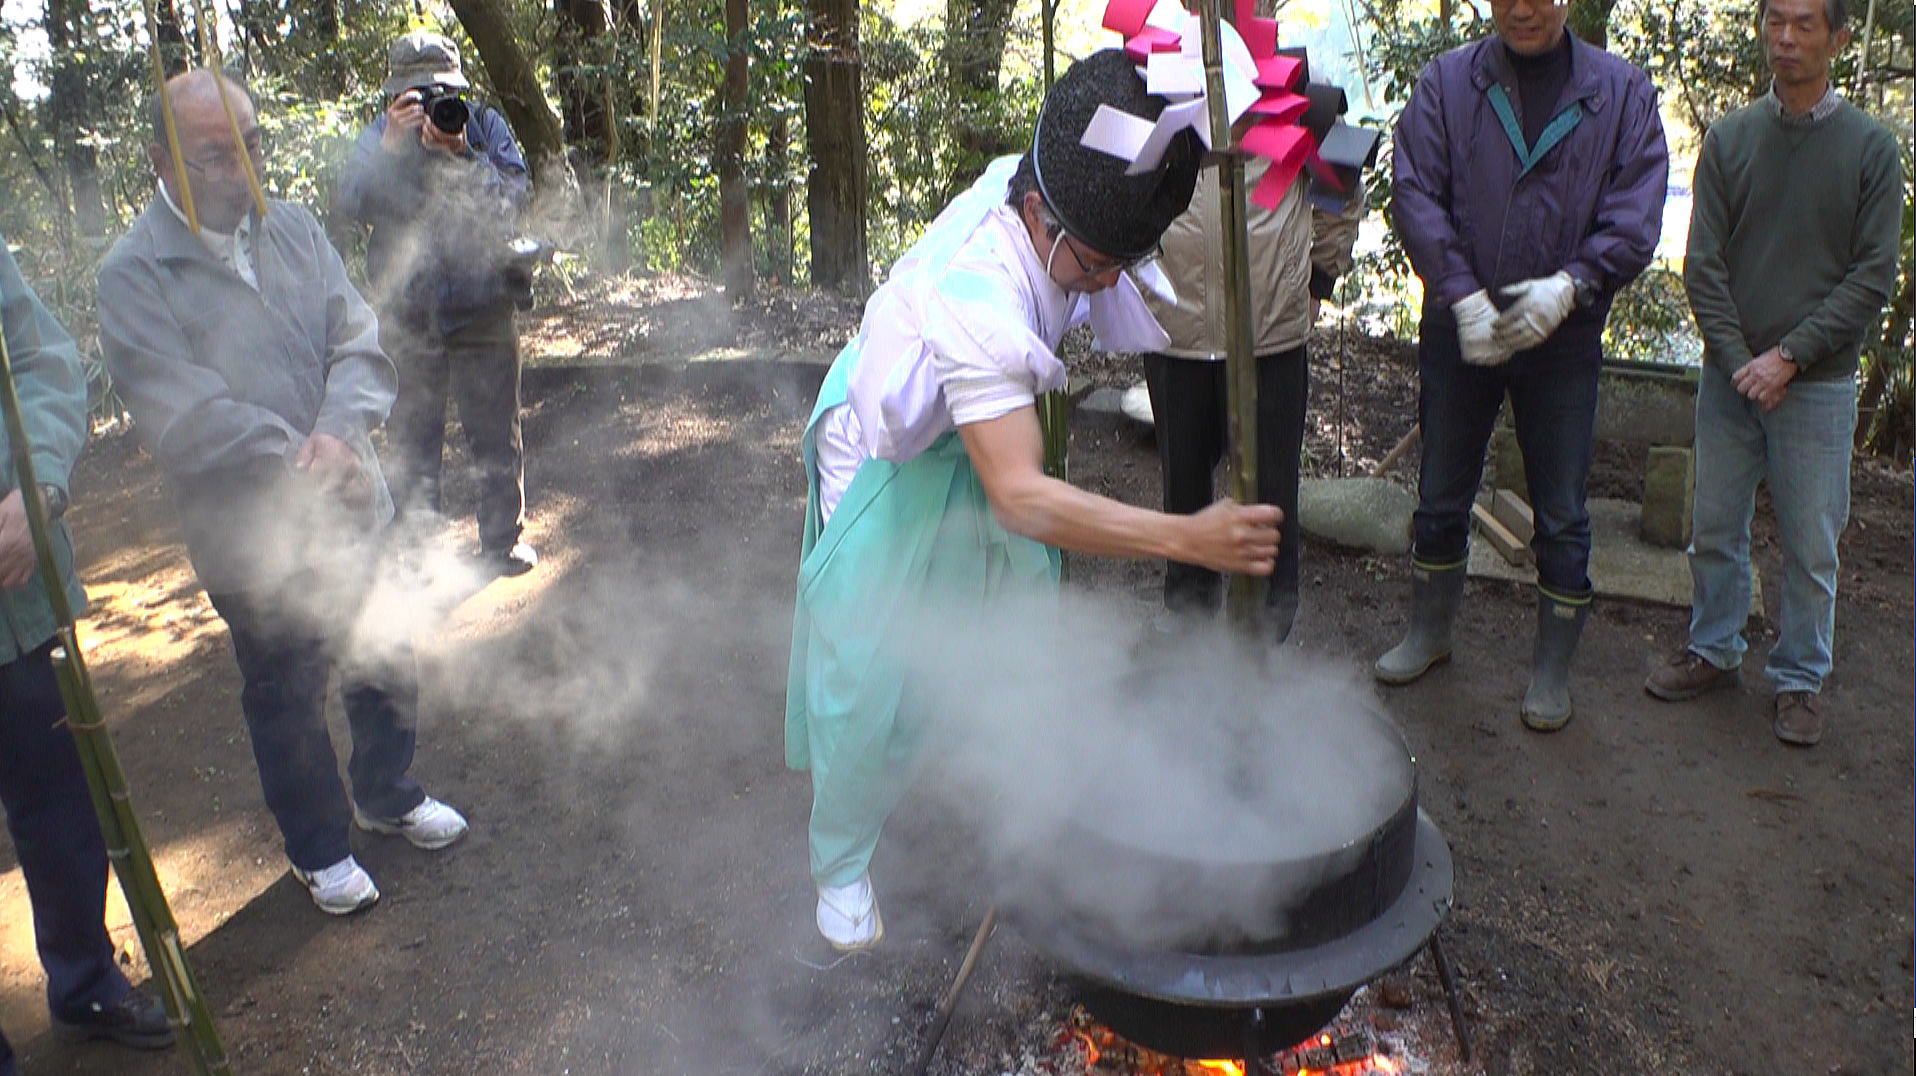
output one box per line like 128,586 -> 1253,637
1,0 -> 1911,454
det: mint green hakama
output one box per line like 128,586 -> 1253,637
785,349 -> 1059,888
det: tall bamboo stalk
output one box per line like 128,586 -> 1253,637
1196,0 -> 1266,629
141,0 -> 199,232
0,324 -> 231,1073
194,3 -> 271,219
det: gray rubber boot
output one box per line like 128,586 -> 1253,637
1373,559 -> 1467,685
1521,587 -> 1592,731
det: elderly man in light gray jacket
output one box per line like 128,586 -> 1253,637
97,70 -> 467,917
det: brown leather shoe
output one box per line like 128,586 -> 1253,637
1644,649 -> 1739,701
1773,691 -> 1824,746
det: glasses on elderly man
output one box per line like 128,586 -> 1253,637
180,131 -> 267,180
1042,222 -> 1162,287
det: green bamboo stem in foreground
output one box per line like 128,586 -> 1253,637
0,324 -> 232,1074
1038,388 -> 1071,580
1197,0 -> 1267,629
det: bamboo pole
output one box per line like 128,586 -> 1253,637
194,3 -> 270,219
1196,0 -> 1266,629
1037,6 -> 1066,569
0,317 -> 232,1073
141,0 -> 199,232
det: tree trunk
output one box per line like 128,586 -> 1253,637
555,0 -> 618,165
44,0 -> 106,238
447,0 -> 569,178
767,115 -> 793,284
718,0 -> 753,300
803,0 -> 868,294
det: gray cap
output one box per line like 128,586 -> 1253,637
383,31 -> 470,96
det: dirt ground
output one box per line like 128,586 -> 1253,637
1,277 -> 1910,1075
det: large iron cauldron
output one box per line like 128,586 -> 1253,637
998,664 -> 1453,1059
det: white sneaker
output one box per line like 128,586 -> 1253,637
292,856 -> 380,916
354,796 -> 469,850
815,874 -> 884,952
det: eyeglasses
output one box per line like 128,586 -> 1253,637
180,132 -> 266,180
1044,223 -> 1162,288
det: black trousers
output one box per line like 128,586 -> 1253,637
205,572 -> 424,872
382,310 -> 526,552
1143,347 -> 1307,637
0,641 -> 132,1066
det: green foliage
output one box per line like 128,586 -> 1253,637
1602,267 -> 1700,365
862,11 -> 1044,273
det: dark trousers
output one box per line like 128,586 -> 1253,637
1413,317 -> 1602,594
0,641 -> 133,1059
383,310 -> 525,552
1143,347 -> 1308,635
205,579 -> 424,872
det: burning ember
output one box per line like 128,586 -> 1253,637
1055,1008 -> 1401,1076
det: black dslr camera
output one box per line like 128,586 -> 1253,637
410,84 -> 469,135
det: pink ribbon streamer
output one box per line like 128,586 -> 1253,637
1103,0 -> 1329,209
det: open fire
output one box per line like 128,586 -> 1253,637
1056,1008 -> 1402,1076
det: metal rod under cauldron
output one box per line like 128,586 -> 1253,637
910,907 -> 998,1075
1195,0 -> 1267,632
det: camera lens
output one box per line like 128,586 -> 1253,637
427,95 -> 468,135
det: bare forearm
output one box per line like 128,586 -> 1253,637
988,470 -> 1188,561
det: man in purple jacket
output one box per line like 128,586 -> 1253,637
1374,0 -> 1667,731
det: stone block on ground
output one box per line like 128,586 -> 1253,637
1641,445 -> 1694,548
1596,366 -> 1698,446
1493,424 -> 1526,497
1300,477 -> 1416,555
1119,382 -> 1155,427
1468,496 -> 1758,608
1077,386 -> 1127,418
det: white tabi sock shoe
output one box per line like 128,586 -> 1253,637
816,874 -> 884,952
355,796 -> 469,850
292,856 -> 380,916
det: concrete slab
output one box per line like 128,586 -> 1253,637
1467,495 -> 1761,609
1077,386 -> 1128,418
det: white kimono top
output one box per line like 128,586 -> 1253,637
814,155 -> 1174,522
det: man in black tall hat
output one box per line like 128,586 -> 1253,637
786,49 -> 1285,952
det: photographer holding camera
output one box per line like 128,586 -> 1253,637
339,30 -> 537,577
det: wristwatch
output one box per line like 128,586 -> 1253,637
1571,275 -> 1600,310
37,484 -> 69,519
1777,344 -> 1799,367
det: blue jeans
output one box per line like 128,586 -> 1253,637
1413,317 -> 1602,594
1687,363 -> 1855,694
0,641 -> 135,1062
207,573 -> 425,872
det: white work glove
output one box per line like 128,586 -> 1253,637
1492,270 -> 1578,353
1452,290 -> 1512,367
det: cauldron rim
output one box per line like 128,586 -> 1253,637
1010,809 -> 1454,1008
1064,702 -> 1419,867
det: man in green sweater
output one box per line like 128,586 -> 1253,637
1644,0 -> 1903,746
